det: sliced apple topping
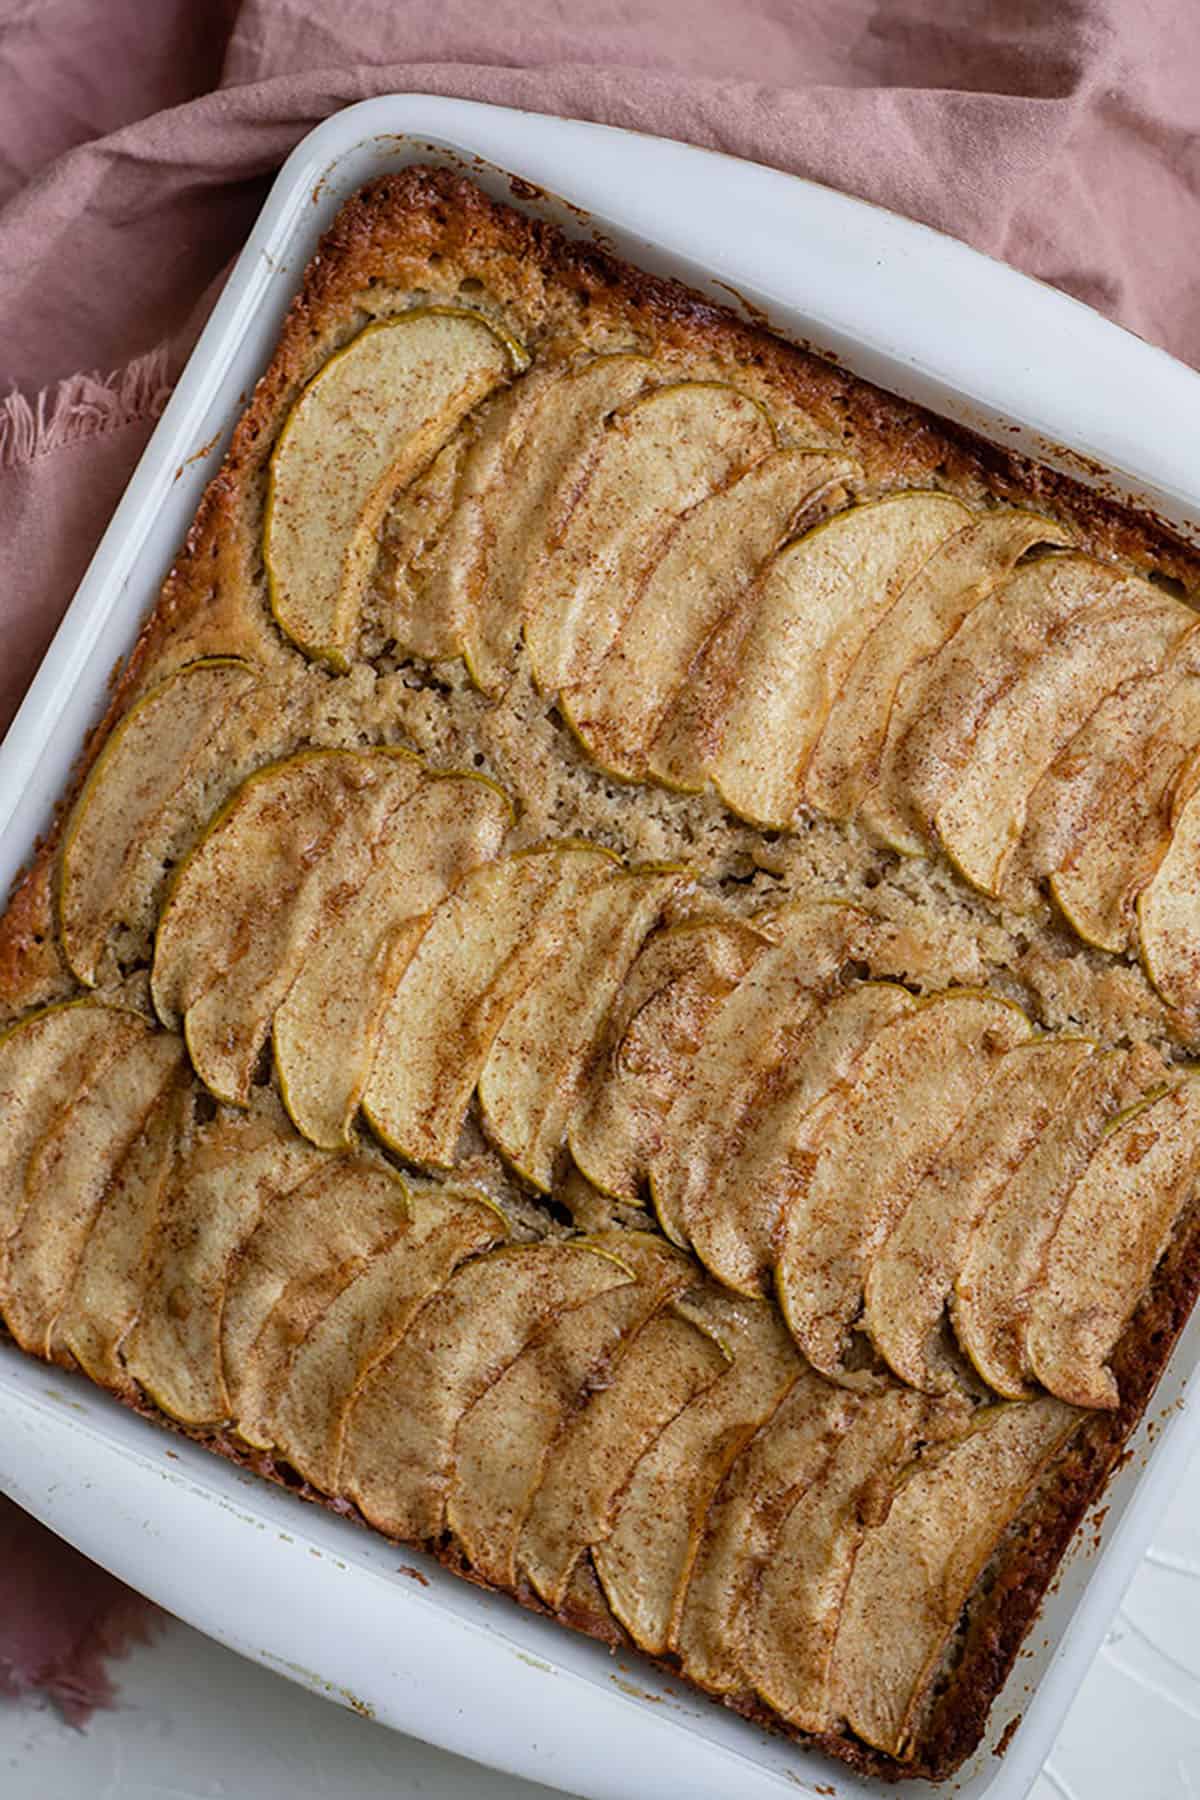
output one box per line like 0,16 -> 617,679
805,511 -> 1071,822
648,901 -> 873,1249
265,308 -> 523,670
1025,1078 -> 1200,1408
865,1037 -> 1096,1394
673,1370 -> 859,1694
701,492 -> 968,827
743,1385 -> 966,1732
271,1184 -> 505,1492
362,843 -> 618,1167
447,1233 -> 692,1589
775,991 -> 1031,1384
59,659 -> 258,986
477,868 -> 679,1190
562,449 -> 855,780
951,1048 -> 1150,1399
568,917 -> 766,1203
517,1302 -> 729,1610
593,1291 -> 801,1654
1138,781 -> 1200,1011
342,1240 -> 631,1542
4,1020 -> 185,1358
273,772 -> 512,1149
829,1398 -> 1079,1756
122,1100 -> 328,1426
523,381 -> 775,697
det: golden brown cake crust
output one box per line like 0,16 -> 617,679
3,164 -> 1200,1783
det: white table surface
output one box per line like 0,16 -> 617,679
3,1442 -> 1197,1800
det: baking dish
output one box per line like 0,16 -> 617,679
1,95 -> 1199,1800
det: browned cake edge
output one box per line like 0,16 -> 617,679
3,163 -> 1199,1782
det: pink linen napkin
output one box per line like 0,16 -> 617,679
1,0 -> 1197,1723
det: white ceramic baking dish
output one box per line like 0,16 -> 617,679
2,95 -> 1199,1800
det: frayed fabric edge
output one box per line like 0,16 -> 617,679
0,346 -> 172,469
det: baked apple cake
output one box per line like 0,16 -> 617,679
2,165 -> 1199,1782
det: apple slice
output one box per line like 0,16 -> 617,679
122,1101 -> 328,1426
829,1398 -> 1080,1756
264,307 -> 522,669
568,917 -> 766,1202
593,1292 -> 801,1655
477,868 -> 679,1189
342,1240 -> 631,1542
561,448 -> 855,780
517,1303 -> 730,1610
270,1184 -> 505,1491
1137,781 -> 1200,1011
687,981 -> 916,1296
864,1037 -> 1096,1394
0,1001 -> 132,1241
54,1075 -> 187,1394
1026,1078 -> 1200,1408
700,492 -> 968,828
932,583 -> 1190,895
865,553 -> 1133,855
672,1370 -> 859,1694
462,354 -> 660,693
221,1158 -> 410,1430
951,1048 -> 1151,1398
447,1233 -> 693,1588
273,772 -> 512,1149
775,991 -> 1032,1383
743,1385 -> 966,1732
523,381 -> 775,696
361,843 -> 619,1167
648,901 -> 873,1248
4,1022 -> 185,1357
59,658 -> 258,986
804,511 -> 1071,822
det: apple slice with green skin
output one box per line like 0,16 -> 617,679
672,1370 -> 859,1694
688,981 -> 916,1297
446,1233 -> 694,1589
864,1036 -> 1096,1394
931,583 -> 1191,896
122,1100 -> 329,1426
560,448 -> 856,780
775,990 -> 1032,1385
1137,782 -> 1200,1011
0,1001 -> 133,1241
743,1385 -> 967,1732
462,354 -> 660,694
53,1075 -> 187,1395
648,901 -> 873,1249
362,843 -> 619,1168
864,553 -> 1135,855
264,307 -> 524,670
342,1240 -> 632,1542
568,917 -> 767,1203
59,658 -> 258,986
593,1291 -> 801,1656
523,381 -> 775,697
270,1185 -> 505,1491
951,1047 -> 1154,1399
381,431 -> 473,662
477,868 -> 680,1190
1025,1078 -> 1200,1408
701,492 -> 968,828
4,1023 -> 185,1357
272,771 -> 513,1149
829,1398 -> 1080,1756
221,1158 -> 410,1432
517,1301 -> 730,1610
805,511 -> 1072,823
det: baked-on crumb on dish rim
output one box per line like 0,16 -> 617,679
3,165 -> 1200,1783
